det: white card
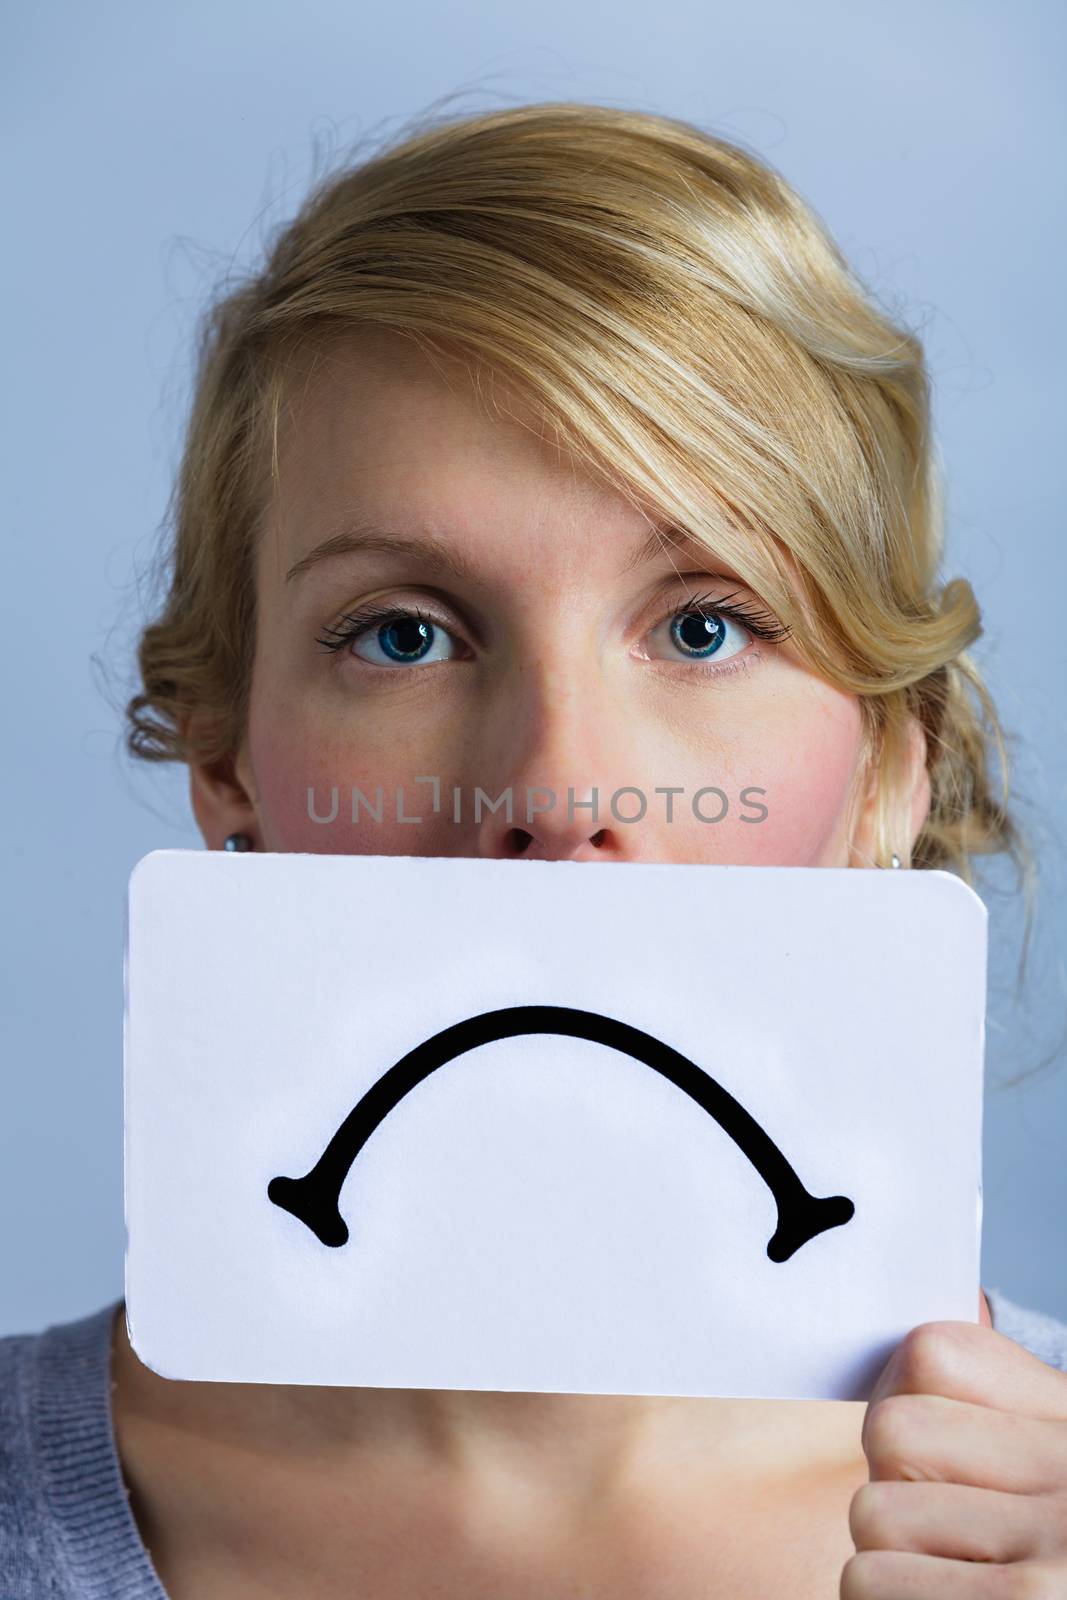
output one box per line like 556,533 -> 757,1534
123,850 -> 986,1399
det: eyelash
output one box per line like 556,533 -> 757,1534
315,587 -> 791,675
317,601 -> 444,655
660,588 -> 791,647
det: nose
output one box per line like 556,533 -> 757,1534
473,662 -> 644,863
483,781 -> 614,861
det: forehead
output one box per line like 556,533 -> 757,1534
277,325 -> 552,445
258,327 -> 779,596
268,328 -> 617,524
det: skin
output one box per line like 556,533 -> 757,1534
110,328 -> 1067,1596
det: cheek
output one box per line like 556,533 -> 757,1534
245,696 -> 461,855
651,681 -> 866,866
723,738 -> 860,864
734,689 -> 865,865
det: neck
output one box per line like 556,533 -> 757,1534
111,1306 -> 865,1504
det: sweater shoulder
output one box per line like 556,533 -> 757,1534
0,1300 -> 161,1600
987,1286 -> 1067,1372
0,1323 -> 63,1597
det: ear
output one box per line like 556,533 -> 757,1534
184,715 -> 260,851
849,714 -> 931,867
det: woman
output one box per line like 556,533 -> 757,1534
2,101 -> 1066,1598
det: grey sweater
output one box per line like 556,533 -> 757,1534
2,1291 -> 1066,1598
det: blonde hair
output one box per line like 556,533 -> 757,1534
126,98 -> 1034,914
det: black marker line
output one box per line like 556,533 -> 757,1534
267,1004 -> 855,1262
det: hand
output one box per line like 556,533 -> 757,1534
841,1290 -> 1067,1597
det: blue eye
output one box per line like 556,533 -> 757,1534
317,605 -> 459,667
647,604 -> 746,664
354,615 -> 455,667
669,610 -> 731,657
645,588 -> 790,667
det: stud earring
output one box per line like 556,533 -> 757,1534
890,852 -> 902,868
223,833 -> 253,852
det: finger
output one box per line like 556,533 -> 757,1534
840,1550 -> 1065,1599
867,1320 -> 1067,1422
850,1479 -> 1067,1563
862,1392 -> 1067,1494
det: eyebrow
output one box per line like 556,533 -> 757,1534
283,518 -> 735,587
285,524 -> 483,586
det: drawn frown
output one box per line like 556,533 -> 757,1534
267,1005 -> 855,1263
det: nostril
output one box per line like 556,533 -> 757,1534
591,830 -> 606,847
505,828 -> 533,856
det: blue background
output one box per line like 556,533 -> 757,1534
2,0 -> 1064,1334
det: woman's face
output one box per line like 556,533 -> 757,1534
194,328 -> 927,865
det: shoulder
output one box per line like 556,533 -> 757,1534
0,1317 -> 63,1595
986,1285 -> 1067,1373
0,1300 -> 138,1599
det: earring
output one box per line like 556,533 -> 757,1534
890,852 -> 902,868
224,832 -> 253,852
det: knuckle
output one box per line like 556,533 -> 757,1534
839,1550 -> 895,1599
848,1482 -> 894,1550
892,1321 -> 967,1392
863,1393 -> 929,1473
